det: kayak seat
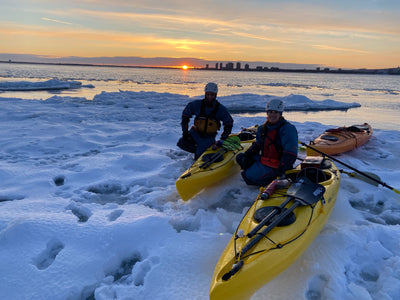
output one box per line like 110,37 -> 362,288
238,132 -> 256,141
296,167 -> 327,183
346,125 -> 362,132
321,135 -> 339,141
326,128 -> 344,133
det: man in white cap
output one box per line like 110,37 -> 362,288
178,82 -> 234,159
236,98 -> 298,186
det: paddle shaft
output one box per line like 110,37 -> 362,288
199,148 -> 226,169
247,196 -> 293,238
240,201 -> 301,257
199,137 -> 241,169
301,142 -> 400,194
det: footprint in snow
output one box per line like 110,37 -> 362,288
305,274 -> 330,300
104,253 -> 160,286
84,182 -> 129,205
53,175 -> 65,186
349,194 -> 400,225
32,238 -> 65,270
106,253 -> 142,284
107,209 -> 124,222
66,202 -> 92,223
0,194 -> 24,202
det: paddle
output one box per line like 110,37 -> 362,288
179,136 -> 242,180
339,170 -> 381,187
240,177 -> 325,257
222,177 -> 325,281
247,195 -> 293,238
296,156 -> 380,186
199,136 -> 241,169
300,142 -> 400,195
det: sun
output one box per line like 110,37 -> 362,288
182,65 -> 188,70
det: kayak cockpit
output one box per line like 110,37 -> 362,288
286,157 -> 334,184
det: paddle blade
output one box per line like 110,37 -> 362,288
343,170 -> 381,187
287,177 -> 326,205
344,171 -> 400,193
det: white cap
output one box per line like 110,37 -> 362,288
205,82 -> 218,94
266,98 -> 284,112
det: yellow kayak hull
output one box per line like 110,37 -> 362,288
209,159 -> 341,300
306,123 -> 373,156
176,140 -> 253,201
176,129 -> 256,201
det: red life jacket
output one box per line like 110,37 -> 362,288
260,121 -> 285,168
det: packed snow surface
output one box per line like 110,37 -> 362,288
0,81 -> 399,300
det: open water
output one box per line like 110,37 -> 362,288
0,62 -> 398,130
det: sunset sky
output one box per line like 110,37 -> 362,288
1,0 -> 399,69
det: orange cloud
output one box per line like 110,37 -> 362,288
41,18 -> 73,25
312,44 -> 369,54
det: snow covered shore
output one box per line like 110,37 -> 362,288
0,88 -> 399,300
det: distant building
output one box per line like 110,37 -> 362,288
219,63 -> 223,70
236,62 -> 241,70
245,64 -> 250,70
226,62 -> 234,70
215,63 -> 219,69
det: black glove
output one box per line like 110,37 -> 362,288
236,153 -> 255,170
276,164 -> 286,177
244,142 -> 260,157
183,130 -> 191,140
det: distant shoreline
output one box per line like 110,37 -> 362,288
1,60 -> 399,75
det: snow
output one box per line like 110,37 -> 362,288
0,78 -> 94,91
0,80 -> 399,300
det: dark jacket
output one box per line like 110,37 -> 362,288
246,118 -> 298,174
181,99 -> 233,139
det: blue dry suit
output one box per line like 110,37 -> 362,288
238,118 -> 298,186
179,99 -> 233,158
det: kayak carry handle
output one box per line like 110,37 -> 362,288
221,260 -> 244,281
180,172 -> 192,179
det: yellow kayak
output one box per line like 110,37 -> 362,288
209,156 -> 341,300
176,128 -> 257,201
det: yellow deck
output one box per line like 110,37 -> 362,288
209,160 -> 341,300
176,139 -> 253,201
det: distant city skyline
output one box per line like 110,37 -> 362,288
2,53 -> 399,74
1,0 -> 399,69
0,53 -> 326,70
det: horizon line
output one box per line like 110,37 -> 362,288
1,60 -> 399,75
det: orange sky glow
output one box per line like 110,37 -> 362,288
1,0 -> 399,69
